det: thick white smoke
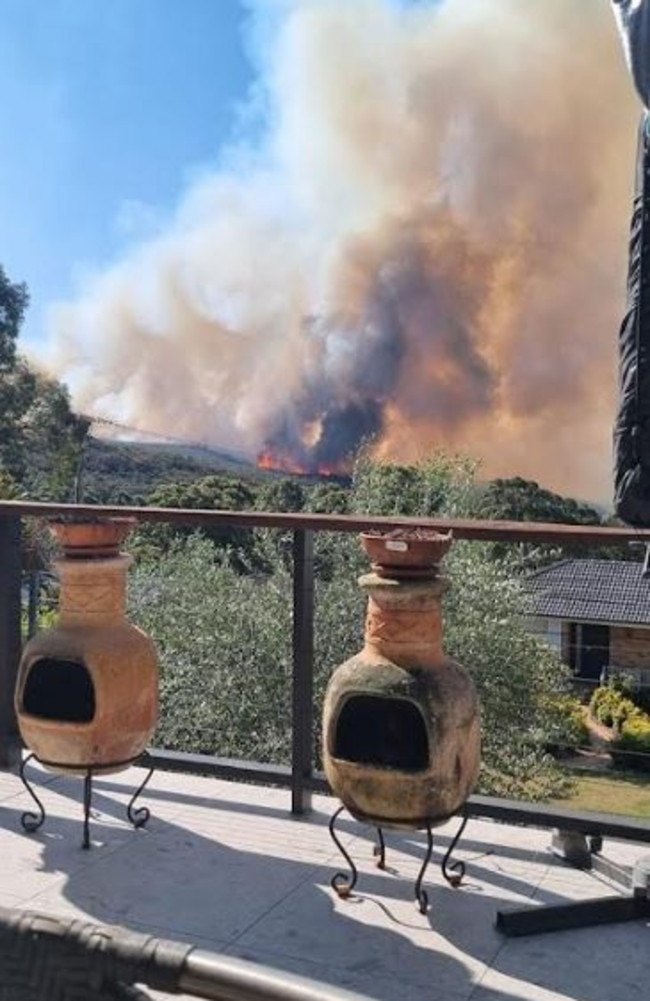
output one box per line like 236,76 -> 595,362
48,0 -> 639,498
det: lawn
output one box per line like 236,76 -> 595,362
551,769 -> 650,819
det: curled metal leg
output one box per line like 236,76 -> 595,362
441,809 -> 469,888
19,754 -> 46,835
82,769 -> 93,850
329,805 -> 358,900
414,822 -> 434,915
373,827 -> 386,870
127,766 -> 154,829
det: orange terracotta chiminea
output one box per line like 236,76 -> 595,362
15,518 -> 159,848
323,530 -> 481,913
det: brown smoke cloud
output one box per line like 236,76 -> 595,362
47,0 -> 639,500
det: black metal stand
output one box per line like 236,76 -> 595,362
18,753 -> 154,850
82,768 -> 92,850
441,811 -> 469,888
18,753 -> 46,834
328,804 -> 470,914
496,842 -> 650,937
414,823 -> 434,914
126,767 -> 154,829
329,805 -> 358,899
373,827 -> 386,870
496,894 -> 650,937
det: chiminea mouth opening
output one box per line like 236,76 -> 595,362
331,693 -> 430,772
21,658 -> 96,724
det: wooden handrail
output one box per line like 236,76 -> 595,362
0,499 -> 647,547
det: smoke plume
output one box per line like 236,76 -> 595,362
48,0 -> 639,499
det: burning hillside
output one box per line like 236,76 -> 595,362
47,0 -> 638,498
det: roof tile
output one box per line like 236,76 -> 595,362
523,559 -> 650,626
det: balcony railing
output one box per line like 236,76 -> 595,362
1,499 -> 649,846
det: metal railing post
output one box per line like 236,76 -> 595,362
27,571 -> 39,640
291,529 -> 314,815
0,517 -> 22,769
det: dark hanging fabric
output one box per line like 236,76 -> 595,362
614,114 -> 650,525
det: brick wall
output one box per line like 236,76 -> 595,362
610,626 -> 650,671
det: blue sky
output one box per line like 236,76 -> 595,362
0,0 -> 257,348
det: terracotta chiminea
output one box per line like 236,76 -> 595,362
323,530 -> 480,912
15,518 -> 159,847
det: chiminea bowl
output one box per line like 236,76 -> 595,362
360,530 -> 452,578
48,517 -> 137,560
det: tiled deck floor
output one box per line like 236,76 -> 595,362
0,762 -> 648,1001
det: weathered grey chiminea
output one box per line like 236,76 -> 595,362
14,518 -> 159,848
323,530 -> 480,912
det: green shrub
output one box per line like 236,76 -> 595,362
612,715 -> 650,772
591,683 -> 650,771
613,698 -> 643,730
129,535 -> 294,761
616,716 -> 650,751
589,685 -> 643,730
599,671 -> 650,716
543,695 -> 590,751
604,668 -> 635,694
590,685 -> 617,727
631,687 -> 650,715
608,670 -> 650,716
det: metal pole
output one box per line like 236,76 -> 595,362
180,950 -> 374,1001
291,529 -> 314,816
27,571 -> 39,639
0,517 -> 22,769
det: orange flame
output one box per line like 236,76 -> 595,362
257,450 -> 344,479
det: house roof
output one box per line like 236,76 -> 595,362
523,559 -> 650,627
